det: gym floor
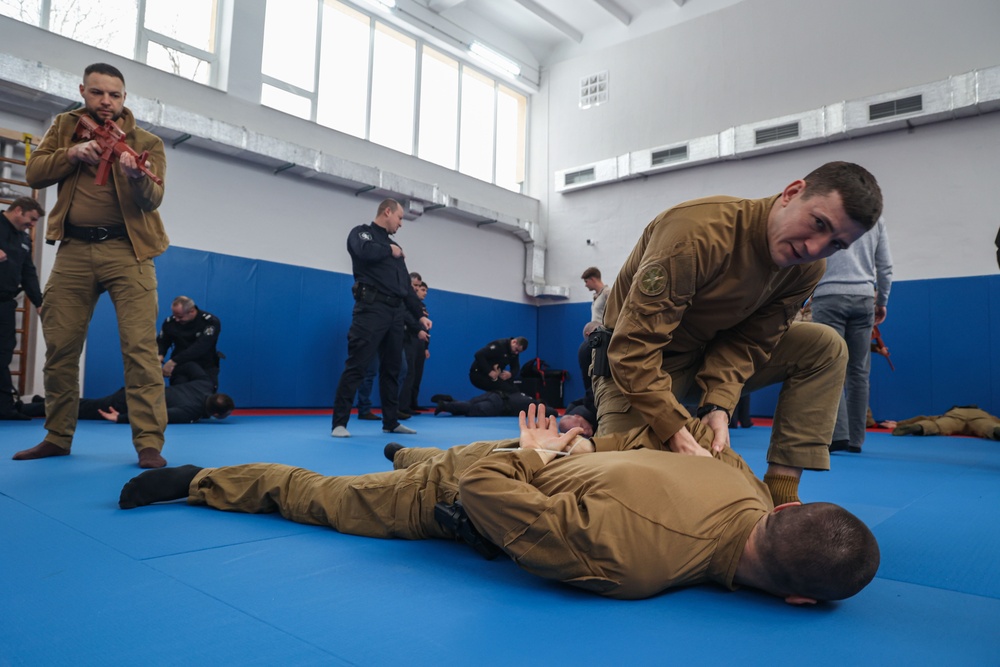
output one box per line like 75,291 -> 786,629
2,413 -> 998,665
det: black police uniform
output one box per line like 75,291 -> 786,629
332,221 -> 425,431
436,391 -> 539,417
157,308 -> 222,389
398,297 -> 428,413
469,337 -> 522,394
0,211 -> 42,417
20,362 -> 216,423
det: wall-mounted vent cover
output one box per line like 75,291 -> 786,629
579,71 -> 609,109
651,145 -> 688,166
564,167 -> 596,186
869,94 -> 923,121
755,122 -> 800,145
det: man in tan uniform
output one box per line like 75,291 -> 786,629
890,405 -> 1000,440
593,162 -> 883,505
14,63 -> 170,468
119,406 -> 879,603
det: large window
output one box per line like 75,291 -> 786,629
317,1 -> 370,138
262,0 -> 528,192
417,48 -> 459,170
0,0 -> 220,84
369,22 -> 415,154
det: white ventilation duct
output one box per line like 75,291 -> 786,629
556,63 -> 1000,193
0,53 -> 569,301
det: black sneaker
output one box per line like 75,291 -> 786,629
430,394 -> 453,404
357,412 -> 380,421
397,411 -> 412,420
829,440 -> 849,452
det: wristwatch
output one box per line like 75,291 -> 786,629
696,403 -> 729,420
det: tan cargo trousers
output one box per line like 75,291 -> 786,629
594,321 -> 847,471
41,238 -> 167,452
187,441 -> 509,538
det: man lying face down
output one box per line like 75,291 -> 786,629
120,405 -> 879,603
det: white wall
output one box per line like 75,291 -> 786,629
535,0 -> 1000,299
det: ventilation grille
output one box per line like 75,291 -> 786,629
579,71 -> 609,109
651,145 -> 688,166
869,94 -> 923,121
564,167 -> 596,186
755,122 -> 800,145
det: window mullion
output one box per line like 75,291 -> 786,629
364,15 -> 374,141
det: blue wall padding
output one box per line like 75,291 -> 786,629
84,247 -> 536,408
84,247 -> 999,416
537,302 -> 592,399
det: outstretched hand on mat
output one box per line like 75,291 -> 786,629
518,404 -> 585,460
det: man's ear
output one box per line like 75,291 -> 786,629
773,501 -> 802,513
781,179 -> 807,204
784,594 -> 818,606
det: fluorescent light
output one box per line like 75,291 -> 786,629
468,41 -> 521,77
359,0 -> 396,10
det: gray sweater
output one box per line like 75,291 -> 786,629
813,217 -> 892,306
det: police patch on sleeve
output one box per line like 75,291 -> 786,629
204,326 -> 216,336
637,264 -> 667,296
360,231 -> 373,241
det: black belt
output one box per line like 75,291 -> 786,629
64,223 -> 129,242
353,283 -> 402,307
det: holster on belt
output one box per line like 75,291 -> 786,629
434,500 -> 502,560
352,282 -> 377,305
588,327 -> 613,378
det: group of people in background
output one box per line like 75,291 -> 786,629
5,60 -> 998,605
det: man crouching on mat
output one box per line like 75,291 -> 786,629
120,405 -> 879,602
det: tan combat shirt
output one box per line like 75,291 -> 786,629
604,195 -> 824,443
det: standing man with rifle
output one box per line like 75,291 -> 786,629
13,63 -> 170,468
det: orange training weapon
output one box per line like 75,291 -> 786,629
871,325 -> 894,371
72,115 -> 163,186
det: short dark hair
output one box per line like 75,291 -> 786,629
207,393 -> 235,419
377,198 -> 401,217
757,502 -> 880,601
514,336 -> 529,351
409,272 -> 422,281
171,296 -> 196,312
802,161 -> 883,231
84,62 -> 126,85
581,267 -> 601,280
7,196 -> 44,216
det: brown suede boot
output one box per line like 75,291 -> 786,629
12,441 -> 70,460
137,447 -> 167,469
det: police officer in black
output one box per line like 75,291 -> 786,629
331,199 -> 431,438
157,295 -> 222,390
469,336 -> 528,394
0,197 -> 45,420
20,362 -> 234,424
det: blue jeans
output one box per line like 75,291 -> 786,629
810,294 -> 875,449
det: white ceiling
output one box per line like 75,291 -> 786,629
409,0 -> 747,70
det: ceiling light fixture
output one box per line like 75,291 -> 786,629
359,0 -> 396,10
468,41 -> 521,77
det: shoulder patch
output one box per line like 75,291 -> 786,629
637,264 -> 667,297
360,231 -> 373,241
203,326 -> 216,336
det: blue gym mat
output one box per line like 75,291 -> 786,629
2,415 -> 999,665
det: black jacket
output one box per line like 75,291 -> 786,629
157,308 -> 221,371
0,211 -> 42,305
347,222 -> 424,323
470,338 -> 521,377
